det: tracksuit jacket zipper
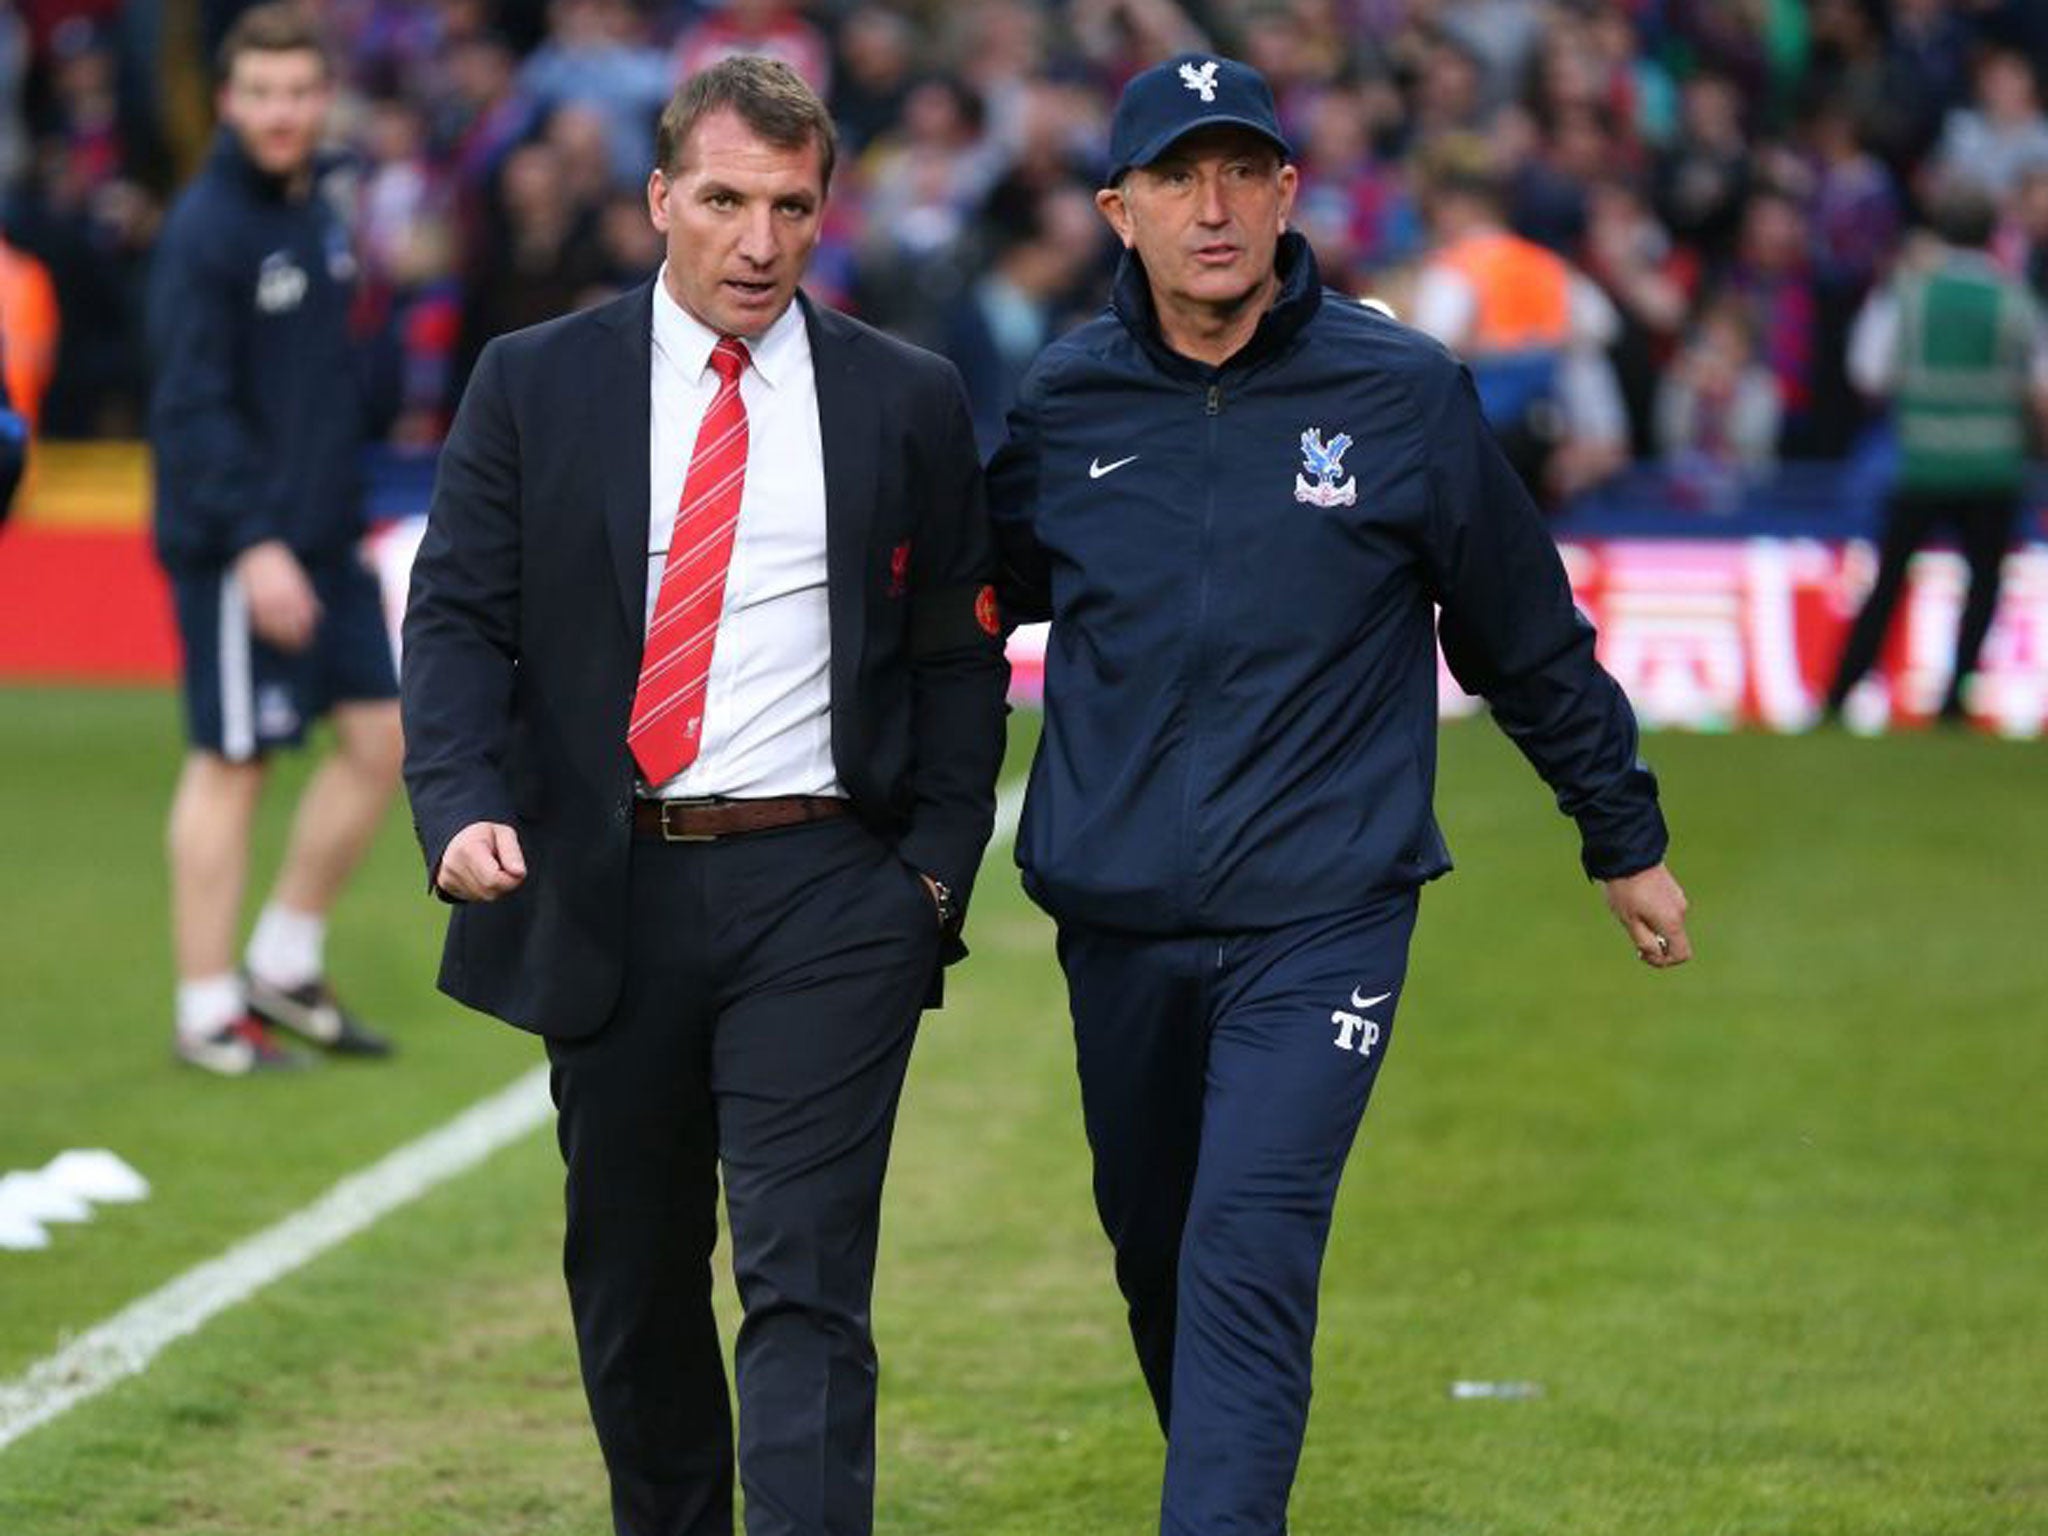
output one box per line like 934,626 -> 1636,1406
1177,379 -> 1226,925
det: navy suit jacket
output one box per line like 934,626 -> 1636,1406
401,281 -> 1008,1037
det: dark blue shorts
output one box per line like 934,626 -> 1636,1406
170,554 -> 398,761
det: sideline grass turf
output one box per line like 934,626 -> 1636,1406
1,687 -> 2042,1533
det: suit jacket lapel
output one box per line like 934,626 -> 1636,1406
596,280 -> 656,644
804,293 -> 875,702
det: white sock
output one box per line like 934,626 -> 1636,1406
177,974 -> 245,1042
245,903 -> 326,990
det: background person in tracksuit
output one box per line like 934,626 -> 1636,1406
987,55 -> 1693,1535
149,4 -> 398,1075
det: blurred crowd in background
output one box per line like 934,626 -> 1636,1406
5,0 -> 2048,510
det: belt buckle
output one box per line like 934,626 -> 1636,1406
658,796 -> 721,843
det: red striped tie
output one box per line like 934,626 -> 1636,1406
628,334 -> 750,786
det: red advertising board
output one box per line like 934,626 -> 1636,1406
10,515 -> 2044,739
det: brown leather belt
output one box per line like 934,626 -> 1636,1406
632,795 -> 849,843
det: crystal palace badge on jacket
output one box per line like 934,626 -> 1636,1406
1294,428 -> 1356,508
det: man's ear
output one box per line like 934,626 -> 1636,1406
1095,185 -> 1136,250
647,169 -> 671,235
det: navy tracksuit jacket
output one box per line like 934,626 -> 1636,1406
990,232 -> 1666,932
147,132 -> 373,573
988,234 -> 1669,1536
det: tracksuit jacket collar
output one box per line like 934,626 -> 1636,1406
208,126 -> 337,204
1110,229 -> 1324,382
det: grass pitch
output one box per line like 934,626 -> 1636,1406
0,686 -> 2042,1534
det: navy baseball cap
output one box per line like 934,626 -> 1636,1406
1106,53 -> 1293,183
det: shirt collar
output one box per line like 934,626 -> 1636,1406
651,266 -> 807,389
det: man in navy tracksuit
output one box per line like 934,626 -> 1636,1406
988,56 -> 1693,1534
149,5 -> 398,1074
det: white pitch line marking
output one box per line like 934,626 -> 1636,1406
0,1065 -> 553,1452
0,774 -> 1035,1454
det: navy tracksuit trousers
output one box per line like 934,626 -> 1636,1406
1058,890 -> 1420,1536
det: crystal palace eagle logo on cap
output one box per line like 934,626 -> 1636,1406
1179,59 -> 1220,101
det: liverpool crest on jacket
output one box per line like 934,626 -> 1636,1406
1294,428 -> 1357,508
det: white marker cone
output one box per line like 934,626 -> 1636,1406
43,1150 -> 151,1204
0,1172 -> 92,1225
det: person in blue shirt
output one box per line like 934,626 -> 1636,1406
149,4 -> 399,1075
988,54 -> 1693,1536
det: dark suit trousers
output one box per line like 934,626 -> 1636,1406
1827,487 -> 2020,717
545,816 -> 942,1536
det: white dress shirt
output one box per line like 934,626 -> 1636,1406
643,272 -> 840,800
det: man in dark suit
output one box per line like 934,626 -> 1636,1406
400,56 -> 1008,1536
